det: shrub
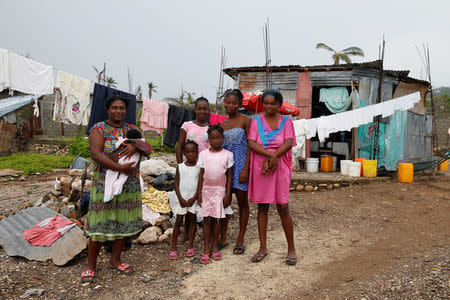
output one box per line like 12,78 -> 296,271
68,135 -> 90,158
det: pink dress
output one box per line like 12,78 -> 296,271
198,149 -> 234,218
181,121 -> 209,153
248,115 -> 296,205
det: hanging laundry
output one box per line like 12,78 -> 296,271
0,94 -> 40,118
140,98 -> 168,134
0,49 -> 9,92
53,70 -> 91,125
292,119 -> 308,159
319,87 -> 352,114
8,52 -> 54,95
209,113 -> 227,125
22,215 -> 76,247
163,105 -> 195,147
86,83 -> 136,133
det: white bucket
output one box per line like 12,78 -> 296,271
348,162 -> 361,177
306,158 -> 319,173
340,160 -> 352,176
332,156 -> 337,172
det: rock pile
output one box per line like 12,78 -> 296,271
28,144 -> 69,156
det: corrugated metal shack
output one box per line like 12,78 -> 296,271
223,60 -> 432,171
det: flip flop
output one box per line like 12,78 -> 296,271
186,248 -> 195,257
169,251 -> 178,260
251,253 -> 268,263
200,253 -> 210,264
81,269 -> 95,283
110,262 -> 134,274
285,256 -> 297,266
217,241 -> 229,251
211,252 -> 222,260
233,245 -> 246,255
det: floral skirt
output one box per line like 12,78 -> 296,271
86,171 -> 142,242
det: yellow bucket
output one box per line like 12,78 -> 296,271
438,160 -> 448,171
398,163 -> 413,183
362,160 -> 377,177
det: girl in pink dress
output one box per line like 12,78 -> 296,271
197,125 -> 234,264
247,89 -> 297,266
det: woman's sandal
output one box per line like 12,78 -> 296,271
211,252 -> 222,260
285,256 -> 297,266
251,253 -> 268,263
200,253 -> 210,264
233,245 -> 246,255
186,248 -> 195,257
81,269 -> 95,283
169,251 -> 178,260
110,262 -> 134,274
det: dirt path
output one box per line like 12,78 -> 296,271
0,172 -> 449,299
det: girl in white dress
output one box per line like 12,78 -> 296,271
169,141 -> 201,260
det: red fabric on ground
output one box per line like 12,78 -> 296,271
23,215 -> 75,246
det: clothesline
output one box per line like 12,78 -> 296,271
292,91 -> 421,158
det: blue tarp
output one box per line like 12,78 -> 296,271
0,94 -> 39,118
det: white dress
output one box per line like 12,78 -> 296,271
168,163 -> 200,215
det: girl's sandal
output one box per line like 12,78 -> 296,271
200,253 -> 210,264
169,251 -> 178,260
211,252 -> 222,261
110,262 -> 134,275
251,253 -> 268,263
285,256 -> 297,266
81,269 -> 95,283
185,248 -> 195,257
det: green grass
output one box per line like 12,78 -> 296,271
146,137 -> 175,153
0,154 -> 76,175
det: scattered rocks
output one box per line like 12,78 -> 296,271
164,228 -> 173,238
137,228 -> 158,244
296,184 -> 304,191
305,185 -> 314,192
327,184 -> 333,190
60,205 -> 76,218
68,169 -> 84,176
157,234 -> 169,243
183,267 -> 192,275
313,186 -> 318,191
21,201 -> 33,209
20,288 -> 45,298
333,183 -> 340,188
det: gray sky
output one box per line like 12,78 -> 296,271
1,0 -> 449,102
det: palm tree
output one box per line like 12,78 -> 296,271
148,82 -> 158,99
106,77 -> 118,88
316,43 -> 364,65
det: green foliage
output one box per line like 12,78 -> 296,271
0,154 -> 75,175
68,135 -> 91,158
146,132 -> 175,154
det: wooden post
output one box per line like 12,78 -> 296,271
351,81 -> 358,159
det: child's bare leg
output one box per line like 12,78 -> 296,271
211,218 -> 220,253
202,217 -> 211,254
276,203 -> 296,258
218,215 -> 229,246
182,214 -> 190,243
187,212 -> 196,249
256,204 -> 269,255
171,214 -> 184,251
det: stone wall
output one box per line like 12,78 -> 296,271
436,113 -> 450,150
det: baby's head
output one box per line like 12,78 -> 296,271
207,125 -> 224,150
183,140 -> 199,164
126,128 -> 142,139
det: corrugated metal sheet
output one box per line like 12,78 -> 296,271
309,71 -> 353,87
403,112 -> 432,159
0,207 -> 87,266
238,72 -> 298,91
0,94 -> 40,118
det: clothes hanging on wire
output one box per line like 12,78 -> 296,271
163,105 -> 195,147
86,83 -> 136,133
140,98 -> 168,134
292,119 -> 308,159
294,91 -> 421,142
8,52 -> 54,95
319,87 -> 352,113
53,70 -> 91,125
209,113 -> 227,125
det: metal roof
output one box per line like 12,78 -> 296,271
0,207 -> 87,266
0,94 -> 40,118
223,60 -> 430,86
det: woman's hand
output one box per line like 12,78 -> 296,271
197,193 -> 202,207
239,167 -> 249,183
268,155 -> 278,174
186,196 -> 196,207
119,142 -> 138,160
120,162 -> 138,176
179,197 -> 187,208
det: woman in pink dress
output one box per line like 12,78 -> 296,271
247,89 -> 297,265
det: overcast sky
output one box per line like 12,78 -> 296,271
1,0 -> 449,102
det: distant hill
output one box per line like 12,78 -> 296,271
433,86 -> 450,97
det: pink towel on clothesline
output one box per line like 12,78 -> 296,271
23,215 -> 76,247
140,98 -> 169,134
209,113 -> 227,125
